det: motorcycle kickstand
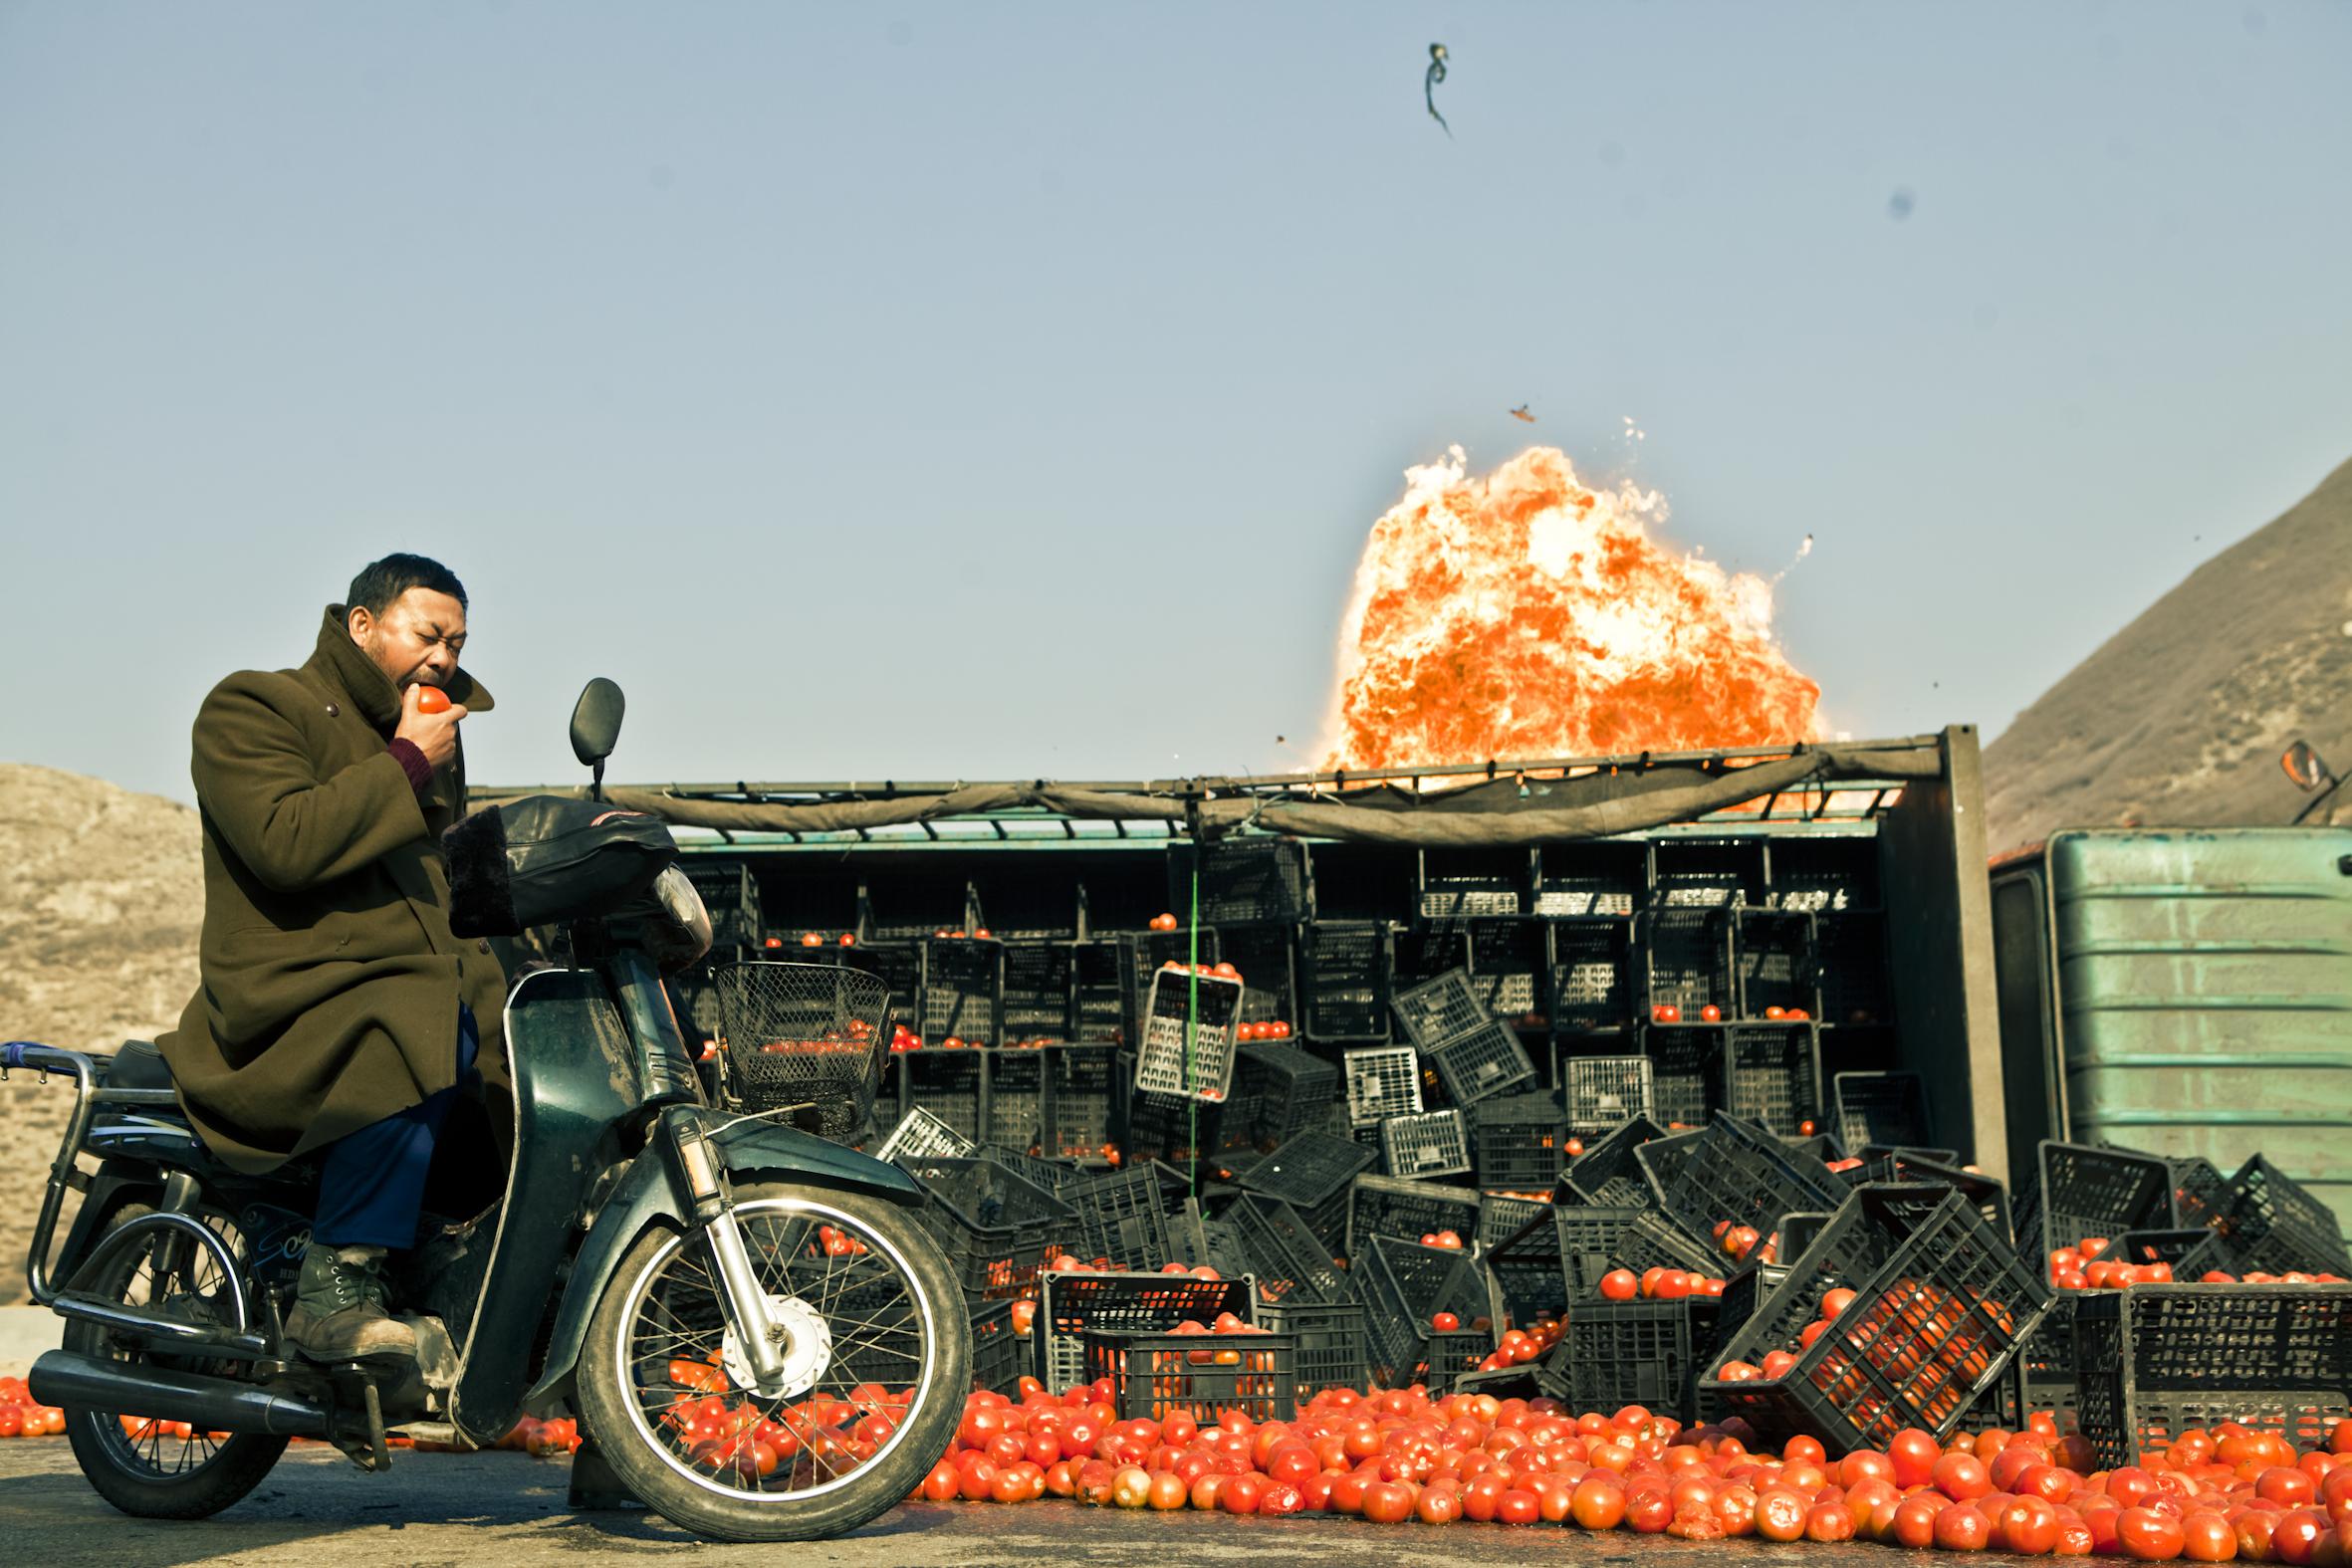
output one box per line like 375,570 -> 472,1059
327,1369 -> 395,1472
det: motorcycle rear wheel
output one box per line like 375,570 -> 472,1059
576,1182 -> 967,1542
60,1204 -> 291,1519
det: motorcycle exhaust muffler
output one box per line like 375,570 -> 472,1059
27,1349 -> 333,1438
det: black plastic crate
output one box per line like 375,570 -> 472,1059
969,1300 -> 1025,1396
983,1048 -> 1046,1151
2072,1283 -> 2352,1467
1651,1115 -> 1847,1260
1548,921 -> 1632,1031
1131,968 -> 1244,1100
1468,919 -> 1544,1020
1604,1207 -> 1725,1283
919,938 -> 1005,1046
681,859 -> 764,949
982,1143 -> 1094,1196
1172,835 -> 1309,925
2217,1154 -> 2352,1275
1222,924 -> 1299,1028
1346,1174 -> 1483,1259
1639,1025 -> 1723,1130
1426,1018 -> 1537,1106
1832,1070 -> 1932,1153
1042,1042 -> 1117,1161
901,1049 -> 985,1142
1840,1150 -> 2012,1244
1342,1044 -> 1422,1127
1115,1078 -> 1225,1165
1563,1055 -> 1654,1133
1298,921 -> 1392,1042
1392,969 -> 1486,1050
1260,1298 -> 1368,1403
1071,940 -> 1124,1040
2100,1227 -> 2235,1281
1565,1298 -> 1722,1418
873,1104 -> 977,1163
1423,1328 -> 1493,1395
1562,1114 -> 1667,1207
1814,914 -> 1893,1027
1066,1162 -> 1188,1269
1632,1125 -> 1706,1205
1639,908 -> 1733,1015
1722,1024 -> 1824,1137
1392,928 -> 1471,992
1381,1108 -> 1473,1180
1225,1043 -> 1341,1154
1238,1131 -> 1377,1251
1533,844 -> 1643,919
1471,1093 -> 1569,1190
1221,1193 -> 1348,1305
2167,1157 -> 2233,1235
1418,847 -> 1527,921
898,1151 -> 1077,1303
1084,1328 -> 1296,1421
1356,1234 -> 1497,1386
1549,1206 -> 1651,1300
1732,909 -> 1818,1019
1698,1185 -> 2055,1449
2014,1140 -> 2176,1266
1037,1270 -> 1258,1394
1478,1192 -> 1550,1248
1000,942 -> 1075,1041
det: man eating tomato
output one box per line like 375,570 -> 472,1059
159,554 -> 510,1366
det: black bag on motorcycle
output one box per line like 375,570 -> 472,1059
442,796 -> 677,937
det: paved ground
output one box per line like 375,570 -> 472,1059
0,1439 -> 2024,1568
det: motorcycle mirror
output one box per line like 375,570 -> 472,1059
2281,740 -> 2330,792
570,678 -> 626,769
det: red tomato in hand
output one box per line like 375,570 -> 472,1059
414,685 -> 450,714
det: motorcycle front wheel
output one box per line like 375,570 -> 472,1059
576,1183 -> 967,1543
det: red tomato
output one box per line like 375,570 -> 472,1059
2116,1505 -> 2188,1561
1599,1269 -> 1638,1301
1417,1485 -> 1463,1524
1889,1428 -> 1944,1487
1997,1495 -> 2060,1555
2179,1510 -> 2234,1563
1933,1501 -> 1993,1552
1805,1499 -> 1857,1542
414,685 -> 450,714
1432,1311 -> 1461,1331
1933,1451 -> 1992,1501
1892,1493 -> 1947,1548
1359,1481 -> 1414,1524
1571,1472 -> 1629,1529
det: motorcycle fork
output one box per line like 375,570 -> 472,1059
665,1123 -> 790,1390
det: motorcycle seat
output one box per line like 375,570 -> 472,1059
105,1039 -> 177,1095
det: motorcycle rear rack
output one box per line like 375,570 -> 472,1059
2,1041 -> 184,1304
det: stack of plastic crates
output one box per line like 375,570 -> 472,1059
982,1047 -> 1046,1152
1467,919 -> 1542,1019
1697,1183 -> 2054,1450
1041,1042 -> 1117,1162
899,1049 -> 985,1143
919,937 -> 1004,1046
999,942 -> 1074,1043
1722,1023 -> 1825,1137
1174,835 -> 1309,925
2013,1140 -> 2176,1410
1064,1162 -> 1189,1269
1548,921 -> 1630,1031
2071,1282 -> 2352,1467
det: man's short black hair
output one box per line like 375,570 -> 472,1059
349,554 -> 468,615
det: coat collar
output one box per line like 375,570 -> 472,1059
310,603 -> 495,731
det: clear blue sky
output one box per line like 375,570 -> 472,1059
5,2 -> 2348,803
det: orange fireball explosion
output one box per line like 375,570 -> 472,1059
1319,445 -> 1820,771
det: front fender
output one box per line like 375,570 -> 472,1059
520,1106 -> 925,1417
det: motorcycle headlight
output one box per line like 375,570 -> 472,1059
640,865 -> 714,973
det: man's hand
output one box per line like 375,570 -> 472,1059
394,683 -> 468,772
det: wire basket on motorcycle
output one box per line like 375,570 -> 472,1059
709,961 -> 895,1142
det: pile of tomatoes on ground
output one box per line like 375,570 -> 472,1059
0,1376 -> 64,1439
2048,1235 -> 2349,1290
916,1378 -> 2352,1561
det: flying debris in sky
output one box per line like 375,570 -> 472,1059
1425,43 -> 1451,137
1509,404 -> 1535,423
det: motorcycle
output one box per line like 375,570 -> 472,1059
4,679 -> 968,1542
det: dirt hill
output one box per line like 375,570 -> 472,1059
0,764 -> 202,1304
1983,454 -> 2352,853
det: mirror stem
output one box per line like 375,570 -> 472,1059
590,760 -> 604,803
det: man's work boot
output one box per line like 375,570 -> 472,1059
284,1243 -> 418,1364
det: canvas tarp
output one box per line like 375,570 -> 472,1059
474,740 -> 1944,848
